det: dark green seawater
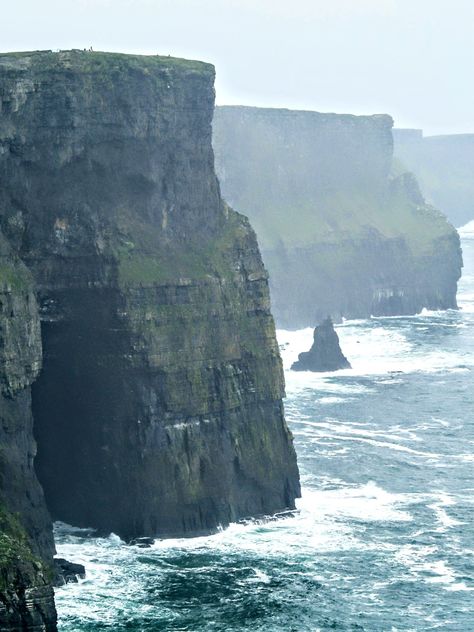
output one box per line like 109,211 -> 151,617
55,227 -> 474,631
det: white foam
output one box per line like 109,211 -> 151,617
290,418 -> 441,461
278,317 -> 472,390
54,481 -> 410,571
428,492 -> 462,532
297,481 -> 412,523
395,544 -> 458,588
318,396 -> 348,404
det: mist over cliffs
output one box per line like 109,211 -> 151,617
213,106 -> 462,329
393,129 -> 474,228
0,51 -> 300,629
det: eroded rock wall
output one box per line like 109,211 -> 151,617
213,106 -> 462,328
0,51 -> 299,541
0,235 -> 56,630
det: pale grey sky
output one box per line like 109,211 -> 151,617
2,0 -> 473,135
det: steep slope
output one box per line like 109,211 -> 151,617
0,51 -> 299,541
394,129 -> 474,228
0,234 -> 56,629
213,106 -> 462,328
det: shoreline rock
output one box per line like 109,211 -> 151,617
53,559 -> 86,586
291,318 -> 351,372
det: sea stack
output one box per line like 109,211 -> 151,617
291,318 -> 351,372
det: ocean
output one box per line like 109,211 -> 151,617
54,225 -> 474,631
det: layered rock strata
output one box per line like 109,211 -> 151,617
291,318 -> 351,372
213,106 -> 462,328
0,51 -> 300,548
0,235 -> 56,629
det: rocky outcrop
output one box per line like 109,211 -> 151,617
0,237 -> 56,629
0,51 -> 300,545
393,129 -> 474,228
213,106 -> 463,329
291,318 -> 351,372
53,559 -> 85,586
0,506 -> 56,632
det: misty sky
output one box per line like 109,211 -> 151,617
2,0 -> 473,136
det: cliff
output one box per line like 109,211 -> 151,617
0,51 -> 299,550
213,106 -> 462,329
0,234 -> 56,628
0,506 -> 56,631
393,129 -> 474,228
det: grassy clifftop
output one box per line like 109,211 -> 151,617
236,182 -> 453,256
0,49 -> 212,76
213,106 -> 456,258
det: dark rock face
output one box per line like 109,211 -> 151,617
0,555 -> 57,632
0,236 -> 57,629
393,129 -> 474,228
0,235 -> 53,560
213,106 -> 463,329
0,51 -> 300,545
53,559 -> 85,586
291,319 -> 351,372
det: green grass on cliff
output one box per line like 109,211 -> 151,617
117,251 -> 211,286
245,185 -> 453,256
116,207 -> 245,287
0,505 -> 42,590
0,261 -> 32,292
0,49 -> 213,76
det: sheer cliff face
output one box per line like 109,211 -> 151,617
394,129 -> 474,228
0,236 -> 56,629
0,51 -> 299,541
213,106 -> 462,329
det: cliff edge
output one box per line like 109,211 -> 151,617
0,50 -> 299,539
0,50 -> 300,628
213,106 -> 462,328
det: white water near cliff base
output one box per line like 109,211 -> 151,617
54,229 -> 474,631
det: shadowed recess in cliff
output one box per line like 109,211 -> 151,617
212,106 -> 462,329
0,50 -> 300,541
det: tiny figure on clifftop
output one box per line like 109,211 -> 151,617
291,317 -> 352,372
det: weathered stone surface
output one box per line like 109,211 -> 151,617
0,234 -> 56,630
53,558 -> 85,586
0,51 -> 300,543
0,561 -> 56,632
0,503 -> 56,631
213,106 -> 462,328
291,318 -> 351,372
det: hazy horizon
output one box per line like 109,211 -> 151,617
2,0 -> 473,136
